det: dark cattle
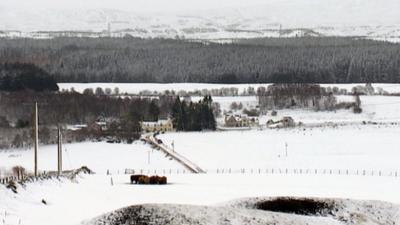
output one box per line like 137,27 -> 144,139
159,176 -> 167,185
131,175 -> 167,185
149,176 -> 160,184
138,176 -> 150,184
130,174 -> 146,184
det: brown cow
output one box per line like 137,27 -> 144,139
130,174 -> 146,184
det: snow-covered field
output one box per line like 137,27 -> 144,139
198,95 -> 400,125
1,123 -> 400,224
58,83 -> 400,95
159,125 -> 400,172
0,142 -> 183,176
2,89 -> 400,224
2,173 -> 400,225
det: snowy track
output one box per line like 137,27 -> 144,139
142,135 -> 205,173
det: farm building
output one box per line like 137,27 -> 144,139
141,119 -> 175,133
224,114 -> 259,127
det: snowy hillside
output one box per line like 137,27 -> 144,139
0,0 -> 399,41
86,198 -> 400,225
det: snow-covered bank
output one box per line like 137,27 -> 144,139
85,197 -> 400,225
2,173 -> 400,225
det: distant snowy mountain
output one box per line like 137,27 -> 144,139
0,0 -> 399,41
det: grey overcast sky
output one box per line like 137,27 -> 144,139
0,0 -> 269,12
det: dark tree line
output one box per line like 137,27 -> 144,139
0,37 -> 399,83
0,91 -> 163,147
0,91 -> 171,126
172,96 -> 216,131
0,63 -> 59,92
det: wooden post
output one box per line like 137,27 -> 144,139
34,102 -> 39,177
57,126 -> 62,176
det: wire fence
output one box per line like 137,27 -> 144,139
124,168 -> 400,178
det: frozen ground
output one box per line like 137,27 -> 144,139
0,123 -> 400,224
207,95 -> 400,124
2,173 -> 400,225
86,197 -> 400,225
1,90 -> 400,224
0,141 -> 184,176
159,125 -> 400,172
58,83 -> 400,95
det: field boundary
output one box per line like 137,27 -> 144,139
124,167 -> 399,178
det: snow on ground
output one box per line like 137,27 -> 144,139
2,90 -> 400,224
58,83 -> 400,95
202,95 -> 400,124
2,173 -> 400,225
86,197 -> 400,225
0,141 -> 184,176
159,125 -> 400,172
1,123 -> 400,225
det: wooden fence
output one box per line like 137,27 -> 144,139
124,168 -> 399,178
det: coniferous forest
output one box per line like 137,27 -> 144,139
0,37 -> 399,84
171,96 -> 216,131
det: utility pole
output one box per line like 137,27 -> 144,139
285,142 -> 288,157
33,102 -> 39,177
57,126 -> 62,175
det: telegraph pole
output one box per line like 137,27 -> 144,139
34,102 -> 38,177
57,126 -> 62,175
